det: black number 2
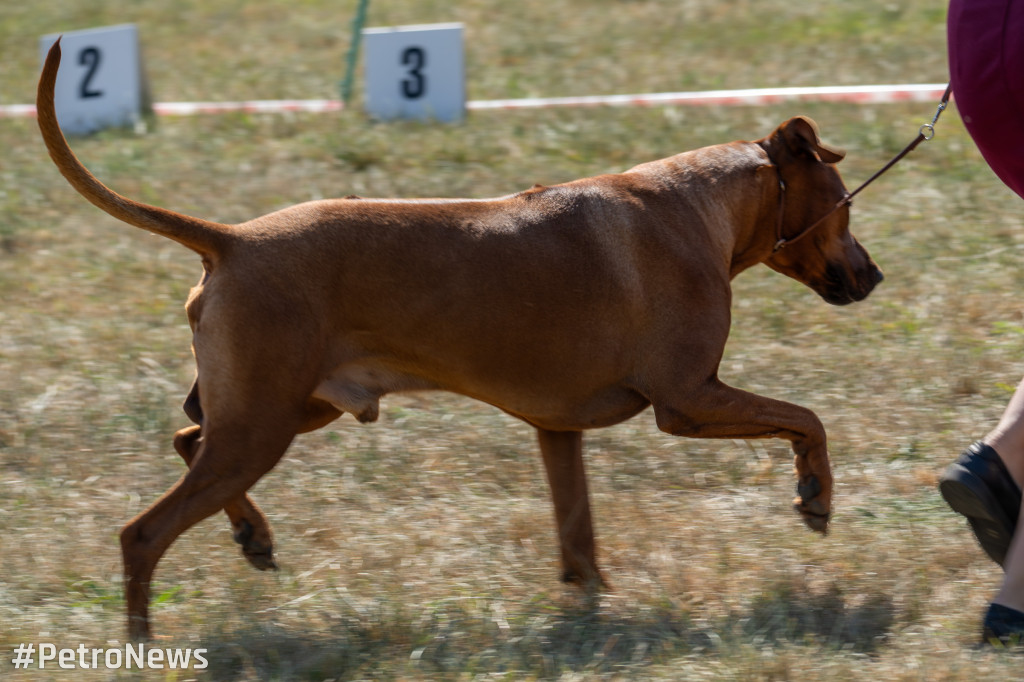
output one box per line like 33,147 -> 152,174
78,46 -> 104,99
401,46 -> 426,99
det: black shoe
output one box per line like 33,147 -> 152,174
939,442 -> 1021,568
982,603 -> 1024,646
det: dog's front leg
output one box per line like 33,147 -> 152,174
536,428 -> 607,588
651,379 -> 832,532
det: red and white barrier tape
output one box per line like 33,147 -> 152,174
154,99 -> 343,116
0,83 -> 950,118
466,83 -> 950,110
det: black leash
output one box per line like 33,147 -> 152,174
773,83 -> 953,252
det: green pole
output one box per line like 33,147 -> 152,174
341,0 -> 371,107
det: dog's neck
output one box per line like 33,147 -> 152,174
725,145 -> 788,279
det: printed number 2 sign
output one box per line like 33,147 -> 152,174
363,23 -> 465,123
40,24 -> 148,135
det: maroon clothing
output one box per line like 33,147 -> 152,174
948,0 -> 1024,198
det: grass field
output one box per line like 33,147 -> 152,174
4,0 -> 1024,679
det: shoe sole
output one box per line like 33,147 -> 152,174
940,462 -> 1014,567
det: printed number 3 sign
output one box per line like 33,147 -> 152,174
40,24 -> 147,135
363,23 -> 465,123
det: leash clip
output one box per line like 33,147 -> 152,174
919,85 -> 951,142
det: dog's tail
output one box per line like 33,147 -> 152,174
37,38 -> 232,260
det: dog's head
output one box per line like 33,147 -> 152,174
759,116 -> 883,305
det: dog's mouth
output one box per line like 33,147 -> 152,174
817,261 -> 884,306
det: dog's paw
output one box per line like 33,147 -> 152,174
795,503 -> 830,533
243,548 -> 278,571
232,519 -> 278,571
793,475 -> 830,533
561,568 -> 611,593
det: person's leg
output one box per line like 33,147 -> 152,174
993,508 -> 1024,613
947,0 -> 1024,642
939,379 -> 1024,641
946,379 -> 1024,641
984,382 -> 1024,615
983,377 -> 1024,484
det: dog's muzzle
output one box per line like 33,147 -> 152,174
819,261 -> 884,305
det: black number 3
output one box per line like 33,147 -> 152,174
401,46 -> 426,99
78,47 -> 104,99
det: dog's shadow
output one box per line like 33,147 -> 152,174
197,583 -> 895,679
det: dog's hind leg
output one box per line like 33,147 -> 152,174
536,428 -> 607,589
174,379 -> 277,569
121,416 -> 298,639
173,425 -> 277,570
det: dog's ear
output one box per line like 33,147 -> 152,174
779,116 -> 845,163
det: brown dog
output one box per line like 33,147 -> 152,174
38,39 -> 882,639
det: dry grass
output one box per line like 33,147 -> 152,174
3,0 -> 1024,679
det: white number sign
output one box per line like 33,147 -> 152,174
39,24 -> 147,135
362,23 -> 465,123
